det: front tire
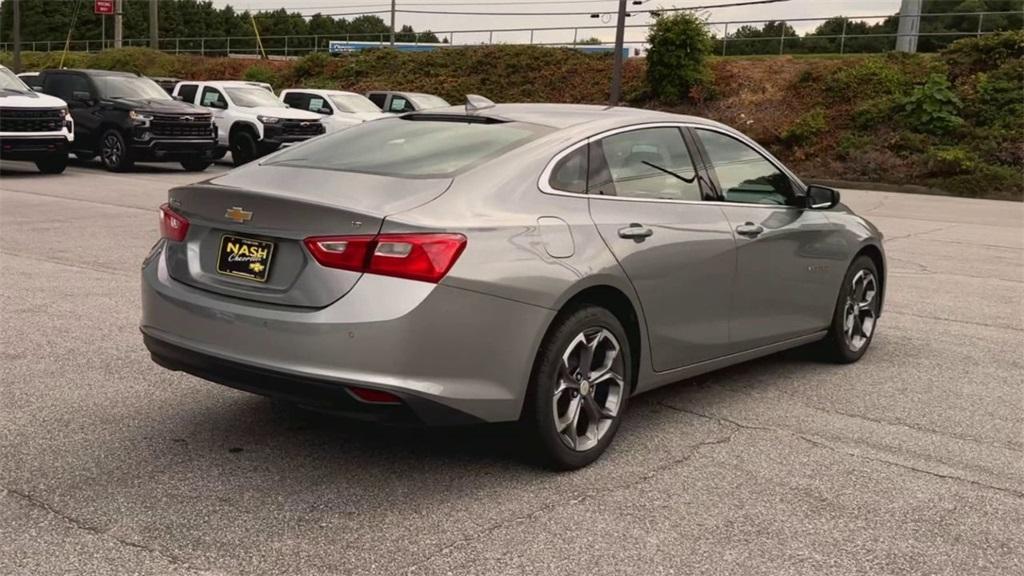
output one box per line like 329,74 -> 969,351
523,306 -> 631,470
100,129 -> 134,172
180,158 -> 211,172
230,130 -> 258,166
35,151 -> 68,174
820,255 -> 880,363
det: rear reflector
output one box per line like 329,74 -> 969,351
304,233 -> 466,283
159,203 -> 189,242
348,386 -> 403,405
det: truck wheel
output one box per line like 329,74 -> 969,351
35,151 -> 69,174
230,130 -> 258,166
180,158 -> 212,172
100,129 -> 134,172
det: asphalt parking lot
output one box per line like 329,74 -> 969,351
1,158 -> 1021,576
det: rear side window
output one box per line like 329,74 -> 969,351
177,83 -> 198,103
43,74 -> 91,102
593,127 -> 702,201
548,146 -> 588,194
266,118 -> 550,178
282,91 -> 308,109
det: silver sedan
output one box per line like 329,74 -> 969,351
141,102 -> 885,469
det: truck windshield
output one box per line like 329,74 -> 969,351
93,76 -> 171,100
0,67 -> 31,92
329,93 -> 381,114
226,87 -> 285,108
266,117 -> 550,178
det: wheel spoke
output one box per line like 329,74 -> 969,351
557,394 -> 581,434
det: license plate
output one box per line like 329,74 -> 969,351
217,235 -> 274,282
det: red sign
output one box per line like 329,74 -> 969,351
94,0 -> 114,15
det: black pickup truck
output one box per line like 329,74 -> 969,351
35,69 -> 218,172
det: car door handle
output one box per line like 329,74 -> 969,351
618,224 -> 654,240
735,222 -> 765,237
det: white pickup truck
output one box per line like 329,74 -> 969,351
172,80 -> 325,165
0,65 -> 73,173
279,88 -> 387,133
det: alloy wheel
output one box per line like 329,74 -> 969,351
552,327 -> 625,452
102,134 -> 123,168
843,269 -> 878,352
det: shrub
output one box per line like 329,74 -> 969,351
852,96 -> 899,130
825,56 -> 911,99
942,31 -> 1024,80
900,73 -> 963,135
781,108 -> 827,146
926,146 -> 980,176
646,11 -> 713,103
969,59 -> 1024,130
242,65 -> 279,87
935,164 -> 1023,200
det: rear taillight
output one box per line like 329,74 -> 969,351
348,386 -> 402,405
159,203 -> 189,242
304,233 -> 466,284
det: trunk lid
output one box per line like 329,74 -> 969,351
164,165 -> 452,308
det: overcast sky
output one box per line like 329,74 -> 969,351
219,0 -> 907,44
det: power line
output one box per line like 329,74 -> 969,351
312,0 -> 792,18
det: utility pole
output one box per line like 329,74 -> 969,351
12,0 -> 21,73
150,0 -> 159,49
895,0 -> 921,53
389,0 -> 396,46
608,0 -> 627,106
114,0 -> 123,48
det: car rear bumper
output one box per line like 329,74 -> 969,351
140,244 -> 554,424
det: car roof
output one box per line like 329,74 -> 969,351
44,68 -> 139,77
409,103 -> 724,131
284,88 -> 362,96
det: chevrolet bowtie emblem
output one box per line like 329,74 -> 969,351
225,207 -> 253,223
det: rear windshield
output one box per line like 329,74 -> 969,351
266,117 -> 549,178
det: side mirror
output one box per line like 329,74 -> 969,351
71,90 -> 95,107
172,94 -> 184,101
318,107 -> 332,115
804,185 -> 840,209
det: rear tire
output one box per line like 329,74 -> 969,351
820,255 -> 881,363
230,130 -> 258,166
180,158 -> 211,172
35,151 -> 68,174
100,129 -> 134,172
522,306 -> 631,470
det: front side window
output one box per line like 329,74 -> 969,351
592,127 -> 702,201
266,117 -> 550,178
367,93 -> 386,108
548,146 -> 588,194
200,87 -> 226,108
307,96 -> 331,114
282,92 -> 309,109
697,130 -> 793,205
389,96 -> 413,113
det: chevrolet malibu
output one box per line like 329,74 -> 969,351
141,103 -> 885,470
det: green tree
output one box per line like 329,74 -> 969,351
646,11 -> 713,103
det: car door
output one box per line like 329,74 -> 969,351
690,127 -> 843,352
43,72 -> 99,151
586,126 -> 736,372
199,86 -> 230,146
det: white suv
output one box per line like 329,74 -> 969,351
172,80 -> 325,165
0,65 -> 73,173
279,89 -> 387,133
